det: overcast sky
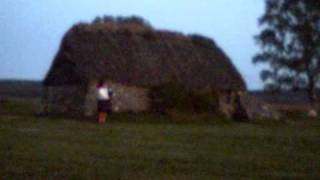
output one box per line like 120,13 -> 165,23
0,0 -> 265,89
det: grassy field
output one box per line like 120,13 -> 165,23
1,112 -> 320,179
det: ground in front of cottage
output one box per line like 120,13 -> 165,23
0,113 -> 319,179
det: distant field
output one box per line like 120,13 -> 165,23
0,80 -> 42,99
0,113 -> 320,179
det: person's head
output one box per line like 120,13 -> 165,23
97,80 -> 105,88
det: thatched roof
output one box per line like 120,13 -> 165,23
44,16 -> 246,90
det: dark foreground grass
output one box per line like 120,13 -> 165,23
0,115 -> 319,179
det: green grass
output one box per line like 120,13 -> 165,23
0,98 -> 41,116
1,114 -> 320,179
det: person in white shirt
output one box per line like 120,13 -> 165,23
96,80 -> 112,123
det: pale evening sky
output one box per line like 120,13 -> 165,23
0,0 -> 265,89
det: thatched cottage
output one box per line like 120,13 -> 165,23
43,16 -> 248,118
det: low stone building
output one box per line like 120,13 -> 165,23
43,16 -> 248,118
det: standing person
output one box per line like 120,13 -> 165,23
96,80 -> 112,124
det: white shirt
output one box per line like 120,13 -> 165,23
97,86 -> 110,100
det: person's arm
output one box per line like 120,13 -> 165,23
108,88 -> 114,97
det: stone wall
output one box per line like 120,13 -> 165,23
43,85 -> 87,116
44,81 -> 242,119
239,93 -> 281,120
219,91 -> 281,120
218,91 -> 238,118
84,80 -> 149,116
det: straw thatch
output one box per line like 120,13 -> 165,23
44,17 -> 246,91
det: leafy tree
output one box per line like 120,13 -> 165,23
254,0 -> 320,102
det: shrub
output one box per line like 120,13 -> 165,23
148,82 -> 185,114
187,89 -> 219,113
148,82 -> 219,114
